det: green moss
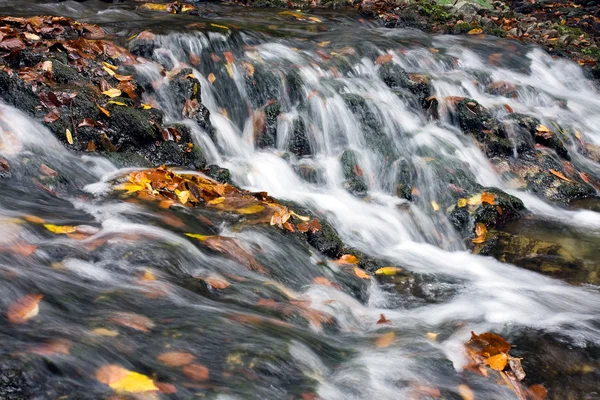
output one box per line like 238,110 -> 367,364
454,22 -> 473,34
582,46 -> 600,58
418,1 -> 452,22
484,27 -> 507,37
556,24 -> 583,37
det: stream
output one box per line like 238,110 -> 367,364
1,1 -> 600,399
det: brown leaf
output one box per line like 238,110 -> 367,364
157,352 -> 195,367
375,54 -> 393,65
527,384 -> 548,400
110,311 -> 154,332
203,275 -> 230,290
7,294 -> 42,324
40,164 -> 58,177
183,364 -> 209,381
353,267 -> 370,280
155,382 -> 177,394
376,314 -> 391,324
44,111 -> 60,123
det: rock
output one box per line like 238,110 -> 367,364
204,164 -> 230,183
288,118 -> 312,157
0,369 -> 27,400
507,114 -> 570,160
51,60 -> 80,84
0,70 -> 40,114
304,219 -> 344,258
340,149 -> 368,196
256,101 -> 280,149
393,158 -> 416,201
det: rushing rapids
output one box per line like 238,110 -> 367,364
0,1 -> 599,399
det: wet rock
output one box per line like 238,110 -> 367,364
51,60 -> 79,84
108,105 -> 162,148
0,70 -> 41,114
340,149 -> 368,196
394,158 -> 416,201
294,163 -> 326,184
140,123 -> 207,169
244,63 -> 281,109
170,68 -> 214,137
288,118 -> 312,157
204,164 -> 231,183
130,36 -> 156,59
378,64 -> 431,106
508,114 -> 570,160
256,101 -> 280,149
305,219 -> 343,258
0,368 -> 28,400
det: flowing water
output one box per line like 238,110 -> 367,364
1,1 -> 600,399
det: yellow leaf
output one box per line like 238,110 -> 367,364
431,201 -> 440,211
467,193 -> 482,206
176,190 -> 190,204
291,211 -> 310,221
66,128 -> 73,145
317,41 -> 330,47
115,183 -> 146,194
96,365 -> 158,393
375,267 -> 402,276
97,105 -> 111,117
108,100 -> 127,106
207,197 -> 225,205
142,269 -> 156,281
102,61 -> 118,71
426,332 -> 439,341
93,328 -> 119,337
102,65 -> 116,76
142,103 -> 152,110
210,23 -> 229,29
458,384 -> 474,400
457,198 -> 467,207
225,63 -> 233,78
485,352 -> 508,371
233,203 -> 265,215
353,267 -> 370,280
44,224 -> 77,234
102,88 -> 122,98
208,73 -> 216,84
185,233 -> 211,241
468,28 -> 483,35
536,124 -> 551,133
375,332 -> 395,348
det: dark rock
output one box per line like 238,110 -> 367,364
257,101 -> 280,149
508,114 -> 570,160
340,149 -> 368,196
288,118 -> 312,157
0,369 -> 28,400
51,60 -> 79,84
0,70 -> 41,114
108,105 -> 162,148
204,164 -> 231,183
394,158 -> 416,201
305,219 -> 343,258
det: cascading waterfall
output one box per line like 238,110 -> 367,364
1,3 -> 600,399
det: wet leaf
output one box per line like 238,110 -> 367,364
142,103 -> 153,110
457,384 -> 474,400
97,104 -> 111,117
374,266 -> 402,276
457,198 -> 468,207
468,28 -> 483,35
509,356 -> 526,381
110,311 -> 154,332
472,222 -> 487,244
207,73 -> 216,84
353,267 -> 370,280
7,294 -> 42,324
467,193 -> 482,205
183,364 -> 209,381
337,254 -> 359,264
93,328 -> 119,337
44,224 -> 77,234
102,88 -> 122,98
66,128 -> 73,145
40,164 -> 58,177
527,384 -> 548,400
431,200 -> 440,211
96,365 -> 158,393
203,275 -> 230,290
176,190 -> 190,205
377,314 -> 391,324
108,100 -> 127,106
375,332 -> 395,348
375,54 -> 393,65
485,352 -> 508,371
549,169 -> 574,182
157,352 -> 195,367
426,332 -> 439,341
155,382 -> 177,394
481,192 -> 496,205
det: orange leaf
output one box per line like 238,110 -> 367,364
485,352 -> 508,371
353,267 -> 370,279
110,311 -> 154,332
7,294 -> 42,324
468,28 -> 483,35
155,382 -> 177,394
157,352 -> 195,367
337,254 -> 358,265
527,384 -> 548,400
549,169 -> 573,183
183,363 -> 209,381
481,191 -> 496,205
457,384 -> 474,400
375,332 -> 395,348
204,275 -> 230,290
376,54 -> 393,65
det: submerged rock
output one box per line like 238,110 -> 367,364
340,149 -> 368,196
288,118 -> 312,157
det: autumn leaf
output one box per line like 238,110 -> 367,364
337,254 -> 358,265
66,128 -> 73,145
110,311 -> 154,332
93,328 -> 119,337
426,332 -> 439,341
467,28 -> 483,35
472,222 -> 487,244
44,224 -> 77,234
313,276 -> 334,286
102,88 -> 122,98
353,267 -> 370,280
467,193 -> 482,206
183,363 -> 209,381
207,73 -> 216,84
549,169 -> 573,182
97,104 -> 111,117
485,352 -> 508,371
431,200 -> 440,211
375,332 -> 395,348
157,352 -> 195,367
7,294 -> 42,324
374,267 -> 402,276
527,384 -> 548,400
457,198 -> 467,207
96,365 -> 158,393
481,192 -> 496,205
376,54 -> 393,65
377,314 -> 391,324
155,382 -> 177,394
457,384 -> 474,400
203,275 -> 230,289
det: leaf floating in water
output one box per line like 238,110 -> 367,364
374,266 -> 402,276
527,384 -> 548,400
375,332 -> 395,348
203,275 -> 230,290
457,384 -> 474,400
110,311 -> 155,332
431,200 -> 440,211
96,365 -> 158,393
353,267 -> 370,280
44,224 -> 77,234
183,363 -> 209,381
377,314 -> 391,324
207,73 -> 216,84
467,28 -> 483,35
426,332 -> 439,341
93,328 -> 119,337
375,54 -> 393,65
157,352 -> 195,367
7,294 -> 43,324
